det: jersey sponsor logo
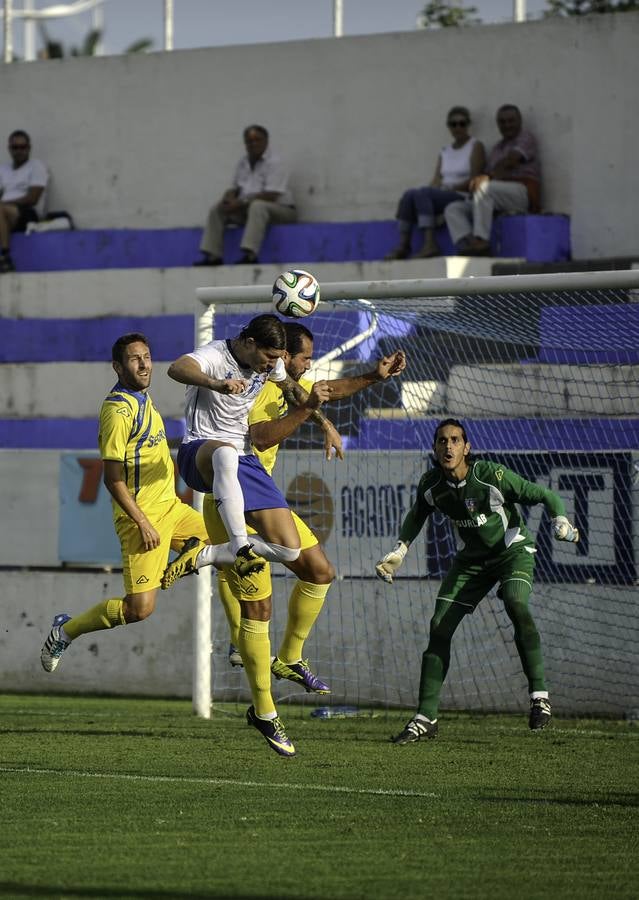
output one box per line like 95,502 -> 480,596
454,513 -> 488,528
136,575 -> 149,584
245,373 -> 267,399
147,428 -> 166,448
117,406 -> 131,417
495,467 -> 504,480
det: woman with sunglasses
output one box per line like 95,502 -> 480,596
385,107 -> 485,260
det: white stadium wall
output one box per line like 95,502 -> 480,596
0,14 -> 636,259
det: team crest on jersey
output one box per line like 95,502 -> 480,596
465,498 -> 477,513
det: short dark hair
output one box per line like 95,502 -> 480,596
497,103 -> 521,119
9,129 -> 30,144
432,418 -> 469,448
284,322 -> 313,356
112,332 -> 149,364
243,124 -> 269,142
239,314 -> 286,350
446,106 -> 471,124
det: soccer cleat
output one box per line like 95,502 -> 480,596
246,705 -> 296,757
228,643 -> 243,667
390,715 -> 438,744
234,544 -> 266,579
40,613 -> 72,673
529,697 -> 552,731
271,657 -> 331,694
161,536 -> 205,589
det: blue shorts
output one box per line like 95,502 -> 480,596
177,441 -> 289,512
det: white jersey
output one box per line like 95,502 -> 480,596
182,339 -> 286,454
440,137 -> 478,191
0,158 -> 49,215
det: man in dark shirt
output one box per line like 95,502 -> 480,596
444,104 -> 541,255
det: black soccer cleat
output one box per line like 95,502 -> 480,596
390,715 -> 438,744
529,697 -> 552,731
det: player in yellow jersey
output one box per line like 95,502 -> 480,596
40,332 -> 211,675
161,322 -> 406,754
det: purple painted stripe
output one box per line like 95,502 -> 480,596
350,418 -> 639,452
0,418 -> 185,449
2,416 -> 636,452
0,315 -> 194,363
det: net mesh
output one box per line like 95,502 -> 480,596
205,285 -> 639,717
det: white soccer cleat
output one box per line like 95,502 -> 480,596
40,613 -> 72,673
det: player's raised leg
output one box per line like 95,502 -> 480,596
270,536 -> 333,694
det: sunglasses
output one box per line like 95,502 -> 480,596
10,143 -> 29,150
447,120 -> 469,128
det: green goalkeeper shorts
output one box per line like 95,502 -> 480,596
437,547 -> 536,612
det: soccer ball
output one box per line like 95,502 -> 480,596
272,269 -> 320,318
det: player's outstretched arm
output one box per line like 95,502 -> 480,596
168,354 -> 247,393
325,349 -> 407,400
375,541 -> 409,584
552,515 -> 580,543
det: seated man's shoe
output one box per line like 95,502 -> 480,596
236,250 -> 257,265
0,252 -> 16,273
193,253 -> 223,266
384,245 -> 411,261
463,236 -> 491,256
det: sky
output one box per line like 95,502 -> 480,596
10,0 -> 550,59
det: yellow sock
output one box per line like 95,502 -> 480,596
217,570 -> 241,647
278,580 -> 330,664
238,617 -> 275,718
64,597 -> 126,640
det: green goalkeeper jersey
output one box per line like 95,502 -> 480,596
399,459 -> 566,561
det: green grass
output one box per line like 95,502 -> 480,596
0,694 -> 637,900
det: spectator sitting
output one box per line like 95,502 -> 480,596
385,107 -> 485,260
194,124 -> 297,266
0,130 -> 48,273
444,104 -> 540,256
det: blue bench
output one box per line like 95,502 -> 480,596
9,215 -> 570,272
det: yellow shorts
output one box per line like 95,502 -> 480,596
202,493 -> 317,601
116,497 -> 208,595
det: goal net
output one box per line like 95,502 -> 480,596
195,270 -> 639,719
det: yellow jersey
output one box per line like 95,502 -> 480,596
98,385 -> 176,521
249,376 -> 313,475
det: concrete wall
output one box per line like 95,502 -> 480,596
3,569 -> 636,716
0,15 -> 636,258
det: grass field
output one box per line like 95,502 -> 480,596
0,694 -> 637,900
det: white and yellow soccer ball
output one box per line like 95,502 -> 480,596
272,269 -> 320,318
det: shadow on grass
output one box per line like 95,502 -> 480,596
481,792 -> 639,808
0,884 -> 278,900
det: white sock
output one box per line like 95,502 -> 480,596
415,713 -> 437,724
212,446 -> 248,555
194,539 -> 300,570
257,710 -> 277,721
248,537 -> 300,565
530,691 -> 549,701
196,542 -> 236,568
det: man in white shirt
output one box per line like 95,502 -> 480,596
0,130 -> 48,273
194,124 -> 297,266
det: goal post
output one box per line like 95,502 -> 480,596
192,269 -> 639,719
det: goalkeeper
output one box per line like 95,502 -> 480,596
376,418 -> 579,743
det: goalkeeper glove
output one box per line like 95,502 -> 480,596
552,515 -> 579,543
375,540 -> 409,584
